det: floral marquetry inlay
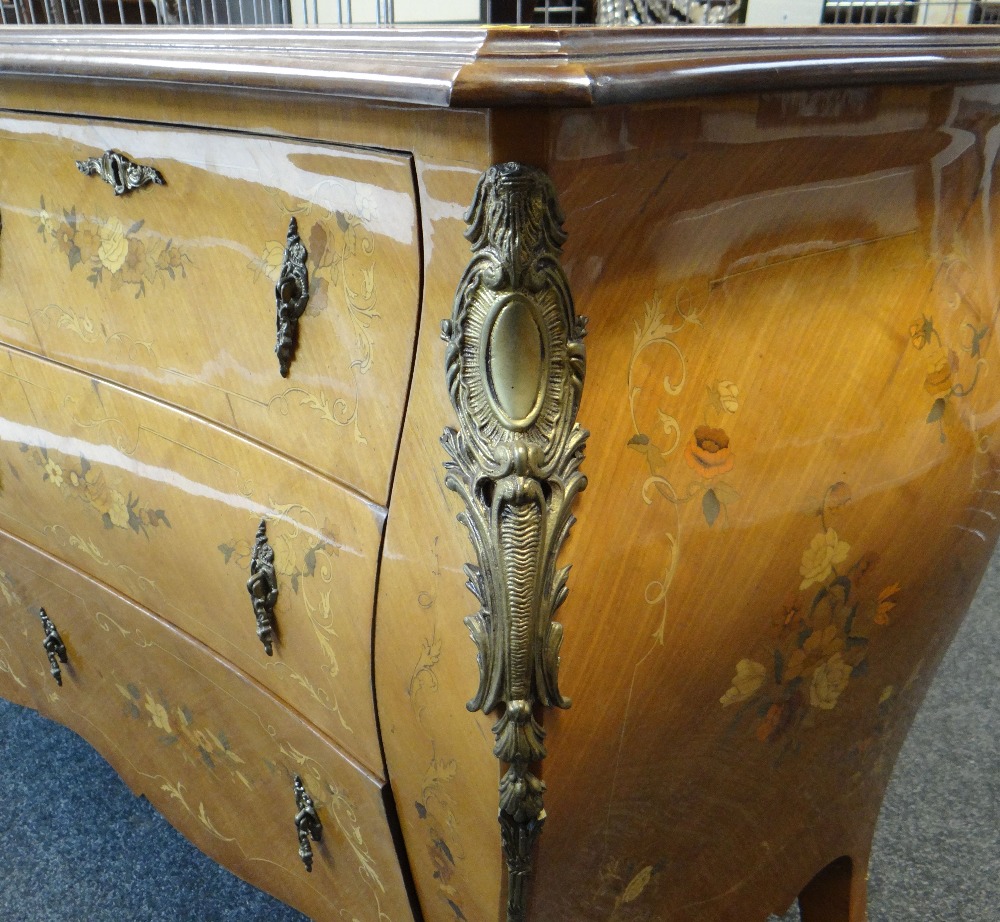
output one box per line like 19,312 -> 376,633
720,482 -> 901,748
252,202 -> 379,445
116,680 -> 253,791
625,291 -> 743,644
36,196 -> 190,298
908,310 -> 988,443
628,294 -> 742,532
17,445 -> 171,537
905,232 -> 994,449
218,509 -> 353,734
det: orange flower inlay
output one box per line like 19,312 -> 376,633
683,425 -> 734,479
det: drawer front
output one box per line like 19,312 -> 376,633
0,528 -> 414,922
0,113 -> 420,504
0,344 -> 384,773
0,565 -> 36,710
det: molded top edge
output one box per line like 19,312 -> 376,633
0,25 -> 998,108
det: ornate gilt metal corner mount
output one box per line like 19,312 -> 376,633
76,150 -> 165,195
441,161 -> 588,922
274,216 -> 310,378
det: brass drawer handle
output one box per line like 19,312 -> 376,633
38,607 -> 68,686
274,217 -> 310,378
293,775 -> 322,872
246,519 -> 277,656
76,150 -> 165,196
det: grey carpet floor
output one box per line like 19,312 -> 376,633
1,550 -> 998,922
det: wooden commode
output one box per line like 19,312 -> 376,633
0,25 -> 999,922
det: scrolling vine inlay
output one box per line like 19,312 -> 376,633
441,162 -> 588,922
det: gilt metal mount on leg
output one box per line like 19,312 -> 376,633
441,162 -> 588,922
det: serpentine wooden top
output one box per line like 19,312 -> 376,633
1,26 -> 1000,108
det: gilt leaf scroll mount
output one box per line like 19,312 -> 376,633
441,161 -> 588,922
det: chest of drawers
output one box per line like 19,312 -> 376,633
0,25 -> 999,922
0,528 -> 414,922
0,112 -> 420,502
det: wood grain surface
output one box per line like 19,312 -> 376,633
377,80 -> 1000,921
0,27 -> 1000,107
0,527 -> 415,922
0,112 -> 420,503
0,343 -> 386,774
537,83 -> 1000,921
0,562 -> 37,712
376,146 -> 505,922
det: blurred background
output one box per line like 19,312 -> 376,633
3,0 -> 999,32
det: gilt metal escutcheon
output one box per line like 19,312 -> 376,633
76,150 -> 165,196
246,519 -> 278,656
274,217 -> 310,378
293,774 -> 323,872
38,607 -> 68,687
441,162 -> 588,922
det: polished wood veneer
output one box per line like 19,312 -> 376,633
0,343 -> 386,773
0,528 -> 413,922
3,26 -> 1000,106
374,77 -> 1000,922
1,24 -> 999,922
0,113 -> 420,503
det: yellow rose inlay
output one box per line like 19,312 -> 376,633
43,458 -> 63,487
716,380 -> 739,413
98,216 -> 129,273
799,528 -> 850,590
144,692 -> 173,733
809,653 -> 853,710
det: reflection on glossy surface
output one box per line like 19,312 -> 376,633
533,83 -> 1000,921
379,83 -> 1000,922
376,158 -> 504,922
0,114 -> 420,504
0,345 -> 386,774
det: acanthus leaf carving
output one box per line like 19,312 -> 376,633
440,161 -> 588,922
